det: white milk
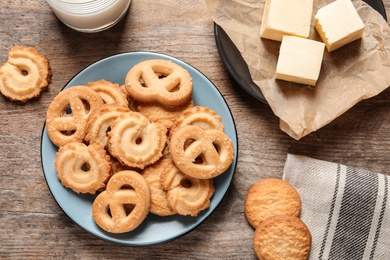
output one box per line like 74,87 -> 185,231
46,0 -> 132,32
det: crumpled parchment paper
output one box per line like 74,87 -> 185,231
206,0 -> 390,140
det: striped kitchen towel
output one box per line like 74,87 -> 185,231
282,154 -> 390,260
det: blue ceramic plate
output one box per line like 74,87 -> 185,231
40,52 -> 238,246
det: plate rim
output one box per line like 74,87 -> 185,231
40,51 -> 239,246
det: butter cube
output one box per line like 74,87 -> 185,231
260,0 -> 314,42
315,0 -> 365,52
276,36 -> 325,86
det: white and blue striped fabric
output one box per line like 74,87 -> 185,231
283,154 -> 390,260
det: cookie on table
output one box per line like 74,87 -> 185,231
254,215 -> 311,260
244,178 -> 301,229
0,45 -> 51,102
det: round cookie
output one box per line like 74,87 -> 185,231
254,215 -> 311,259
160,158 -> 215,216
0,45 -> 51,102
107,111 -> 167,169
55,142 -> 111,194
85,104 -> 130,147
244,178 -> 301,229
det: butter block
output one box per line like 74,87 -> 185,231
314,0 -> 365,52
260,0 -> 314,42
276,36 -> 325,86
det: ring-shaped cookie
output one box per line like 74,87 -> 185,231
169,125 -> 234,179
108,111 -> 167,169
92,170 -> 151,233
125,59 -> 193,106
160,158 -> 215,216
0,46 -> 51,102
85,104 -> 130,147
55,142 -> 111,194
46,86 -> 103,147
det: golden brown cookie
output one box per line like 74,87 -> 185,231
0,45 -> 51,102
141,158 -> 177,216
92,170 -> 151,233
160,158 -> 215,216
55,142 -> 111,194
169,125 -> 234,179
244,178 -> 301,229
86,79 -> 129,107
136,99 -> 194,130
108,111 -> 167,169
46,86 -> 103,147
85,104 -> 130,147
254,215 -> 311,260
125,59 -> 193,106
170,106 -> 224,136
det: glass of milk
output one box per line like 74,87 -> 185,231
46,0 -> 132,33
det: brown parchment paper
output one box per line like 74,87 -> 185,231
206,0 -> 390,140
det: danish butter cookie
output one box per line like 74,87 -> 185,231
92,170 -> 151,233
254,215 -> 311,260
170,106 -> 224,136
0,45 -> 51,102
108,111 -> 167,169
169,125 -> 234,179
141,158 -> 177,216
160,158 -> 215,216
136,99 -> 194,130
46,86 -> 103,147
86,79 -> 129,107
55,142 -> 111,194
244,178 -> 301,229
125,59 -> 193,106
85,104 -> 130,147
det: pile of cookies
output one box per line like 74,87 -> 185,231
244,178 -> 311,259
45,59 -> 235,233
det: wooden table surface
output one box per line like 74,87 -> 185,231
1,0 -> 389,259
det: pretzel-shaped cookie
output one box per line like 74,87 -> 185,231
108,111 -> 167,169
46,86 -> 103,147
92,170 -> 151,233
0,46 -> 51,102
169,125 -> 234,179
125,59 -> 193,106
